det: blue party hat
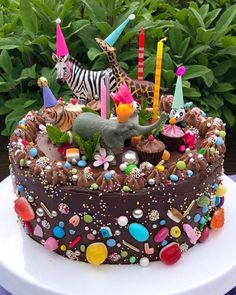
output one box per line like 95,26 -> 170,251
37,77 -> 57,108
105,14 -> 135,46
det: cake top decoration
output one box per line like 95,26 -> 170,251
55,18 -> 69,57
37,77 -> 57,108
104,14 -> 135,46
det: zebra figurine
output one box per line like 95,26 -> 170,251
52,54 -> 117,104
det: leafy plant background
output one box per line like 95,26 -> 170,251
0,0 -> 235,136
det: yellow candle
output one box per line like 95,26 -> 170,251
152,37 -> 167,122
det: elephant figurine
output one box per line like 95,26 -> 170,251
72,112 -> 168,161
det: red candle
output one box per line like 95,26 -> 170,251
138,27 -> 145,80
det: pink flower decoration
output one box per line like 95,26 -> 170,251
176,66 -> 186,77
57,143 -> 71,158
183,131 -> 197,149
93,148 -> 114,170
111,83 -> 134,106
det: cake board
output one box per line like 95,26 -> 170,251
0,175 -> 235,295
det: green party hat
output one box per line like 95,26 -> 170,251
172,66 -> 186,109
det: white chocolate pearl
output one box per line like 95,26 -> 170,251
140,257 -> 150,267
117,216 -> 128,227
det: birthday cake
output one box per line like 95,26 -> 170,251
8,16 -> 226,266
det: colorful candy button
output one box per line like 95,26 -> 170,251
128,223 -> 149,242
196,196 -> 210,207
53,226 -> 65,238
86,242 -> 108,265
170,226 -> 181,238
159,242 -> 182,265
117,216 -> 128,227
170,174 -> 178,182
69,215 -> 80,227
106,238 -> 116,247
215,184 -> 226,197
154,227 -> 169,243
29,147 -> 38,158
83,214 -> 93,223
193,214 -> 201,223
129,256 -> 136,264
162,150 -> 170,161
199,227 -> 210,243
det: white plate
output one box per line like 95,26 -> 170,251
0,176 -> 235,295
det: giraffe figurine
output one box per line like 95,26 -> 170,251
95,38 -> 154,102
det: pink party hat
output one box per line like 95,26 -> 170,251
56,18 -> 69,57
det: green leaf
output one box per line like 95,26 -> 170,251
197,27 -> 215,43
222,106 -> 235,127
15,64 -> 36,82
189,7 -> 205,28
206,95 -> 224,110
183,87 -> 201,98
215,4 -> 236,35
0,105 -> 11,115
216,47 -> 236,56
81,0 -> 106,23
184,65 -> 213,87
0,37 -> 26,50
185,45 -> 210,62
19,0 -> 38,35
87,48 -> 103,61
82,107 -> 99,115
23,99 -> 37,108
205,8 -> 221,28
224,93 -> 236,105
5,98 -> 28,110
169,25 -> 183,55
59,133 -> 69,145
46,125 -> 63,146
0,49 -> 12,74
213,83 -> 234,93
213,60 -> 233,77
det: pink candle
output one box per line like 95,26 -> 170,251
101,80 -> 107,119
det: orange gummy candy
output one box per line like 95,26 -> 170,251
210,208 -> 224,229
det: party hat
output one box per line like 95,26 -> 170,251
104,14 -> 135,46
172,66 -> 186,109
37,77 -> 57,108
56,18 -> 69,57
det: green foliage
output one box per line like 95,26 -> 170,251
138,98 -> 153,125
0,0 -> 236,136
46,125 -> 69,146
81,106 -> 99,115
73,132 -> 101,161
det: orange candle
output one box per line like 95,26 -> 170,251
152,37 -> 167,122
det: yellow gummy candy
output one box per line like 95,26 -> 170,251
86,242 -> 108,265
215,184 -> 226,197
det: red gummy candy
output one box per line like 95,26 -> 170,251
14,197 -> 35,221
159,242 -> 182,265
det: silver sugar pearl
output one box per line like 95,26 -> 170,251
72,175 -> 78,181
28,196 -> 34,202
26,160 -> 31,167
114,230 -> 121,236
72,158 -> 77,165
51,211 -> 58,217
36,208 -> 44,217
148,178 -> 155,186
132,208 -> 143,219
45,165 -> 51,172
56,162 -> 63,169
121,150 -> 139,165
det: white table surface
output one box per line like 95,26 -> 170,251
0,175 -> 236,295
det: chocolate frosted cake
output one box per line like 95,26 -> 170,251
8,18 -> 227,267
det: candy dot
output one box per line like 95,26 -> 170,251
178,145 -> 186,153
187,170 -> 193,177
64,162 -> 71,169
53,226 -> 65,238
194,214 -> 201,223
30,147 -> 38,158
17,185 -> 24,192
170,174 -> 179,182
84,214 -> 93,223
129,256 -> 136,264
106,238 -> 116,247
176,161 -> 186,170
202,206 -> 208,214
157,165 -> 165,172
59,221 -> 65,228
80,245 -> 86,252
160,219 -> 166,226
161,240 -> 168,246
121,251 -> 128,258
219,130 -> 226,138
71,168 -> 77,175
90,183 -> 99,190
86,242 -> 108,265
104,171 -> 112,181
19,159 -> 25,167
60,245 -> 67,251
77,160 -> 87,168
87,233 -> 95,240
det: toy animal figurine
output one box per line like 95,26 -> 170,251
52,54 -> 117,104
72,112 -> 168,162
95,38 -> 155,101
42,103 -> 80,132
